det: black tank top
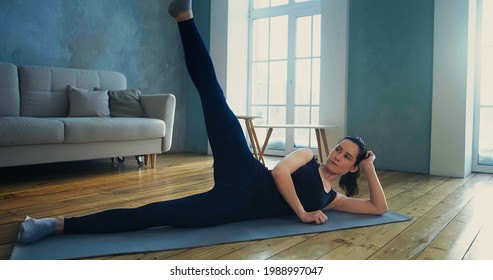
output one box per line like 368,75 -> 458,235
250,157 -> 337,219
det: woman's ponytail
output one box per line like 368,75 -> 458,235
339,170 -> 360,197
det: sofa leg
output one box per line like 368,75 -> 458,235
150,154 -> 157,168
144,155 -> 149,166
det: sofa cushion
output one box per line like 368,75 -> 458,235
55,117 -> 165,144
67,85 -> 110,117
0,117 -> 64,146
107,89 -> 146,117
19,65 -> 127,117
0,62 -> 20,117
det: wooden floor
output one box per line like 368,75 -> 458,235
1,153 -> 493,260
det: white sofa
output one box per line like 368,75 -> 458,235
0,62 -> 176,168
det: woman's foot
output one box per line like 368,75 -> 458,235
168,0 -> 193,22
17,216 -> 57,244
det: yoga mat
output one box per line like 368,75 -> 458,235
10,211 -> 410,260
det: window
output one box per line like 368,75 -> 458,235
249,0 -> 321,156
473,0 -> 493,172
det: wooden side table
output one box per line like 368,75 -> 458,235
236,115 -> 264,164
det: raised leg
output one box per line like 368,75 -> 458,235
176,17 -> 257,183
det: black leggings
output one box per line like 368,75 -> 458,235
64,19 -> 262,234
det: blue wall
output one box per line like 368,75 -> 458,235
0,0 -> 211,153
347,0 -> 434,173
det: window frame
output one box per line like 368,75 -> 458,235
248,0 -> 322,156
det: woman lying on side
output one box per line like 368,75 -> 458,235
17,0 -> 387,244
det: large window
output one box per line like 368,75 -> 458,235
249,0 -> 321,156
474,0 -> 493,172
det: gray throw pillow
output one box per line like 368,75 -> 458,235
67,85 -> 110,117
107,89 -> 146,117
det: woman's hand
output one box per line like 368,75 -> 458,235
299,210 -> 328,225
359,150 -> 376,173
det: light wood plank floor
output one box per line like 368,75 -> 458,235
1,153 -> 492,260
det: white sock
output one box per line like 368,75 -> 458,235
17,216 -> 57,244
168,0 -> 192,18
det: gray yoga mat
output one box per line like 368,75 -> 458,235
10,211 -> 411,260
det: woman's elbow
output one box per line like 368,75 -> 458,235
375,209 -> 388,216
374,204 -> 388,215
270,167 -> 286,184
271,167 -> 281,179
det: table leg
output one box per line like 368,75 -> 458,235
320,129 -> 330,161
315,128 -> 331,163
259,128 -> 273,164
315,129 -> 324,163
249,122 -> 264,164
245,120 -> 258,159
245,120 -> 265,164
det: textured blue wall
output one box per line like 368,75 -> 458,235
0,0 -> 211,153
347,0 -> 434,173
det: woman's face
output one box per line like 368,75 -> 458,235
323,139 -> 360,175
